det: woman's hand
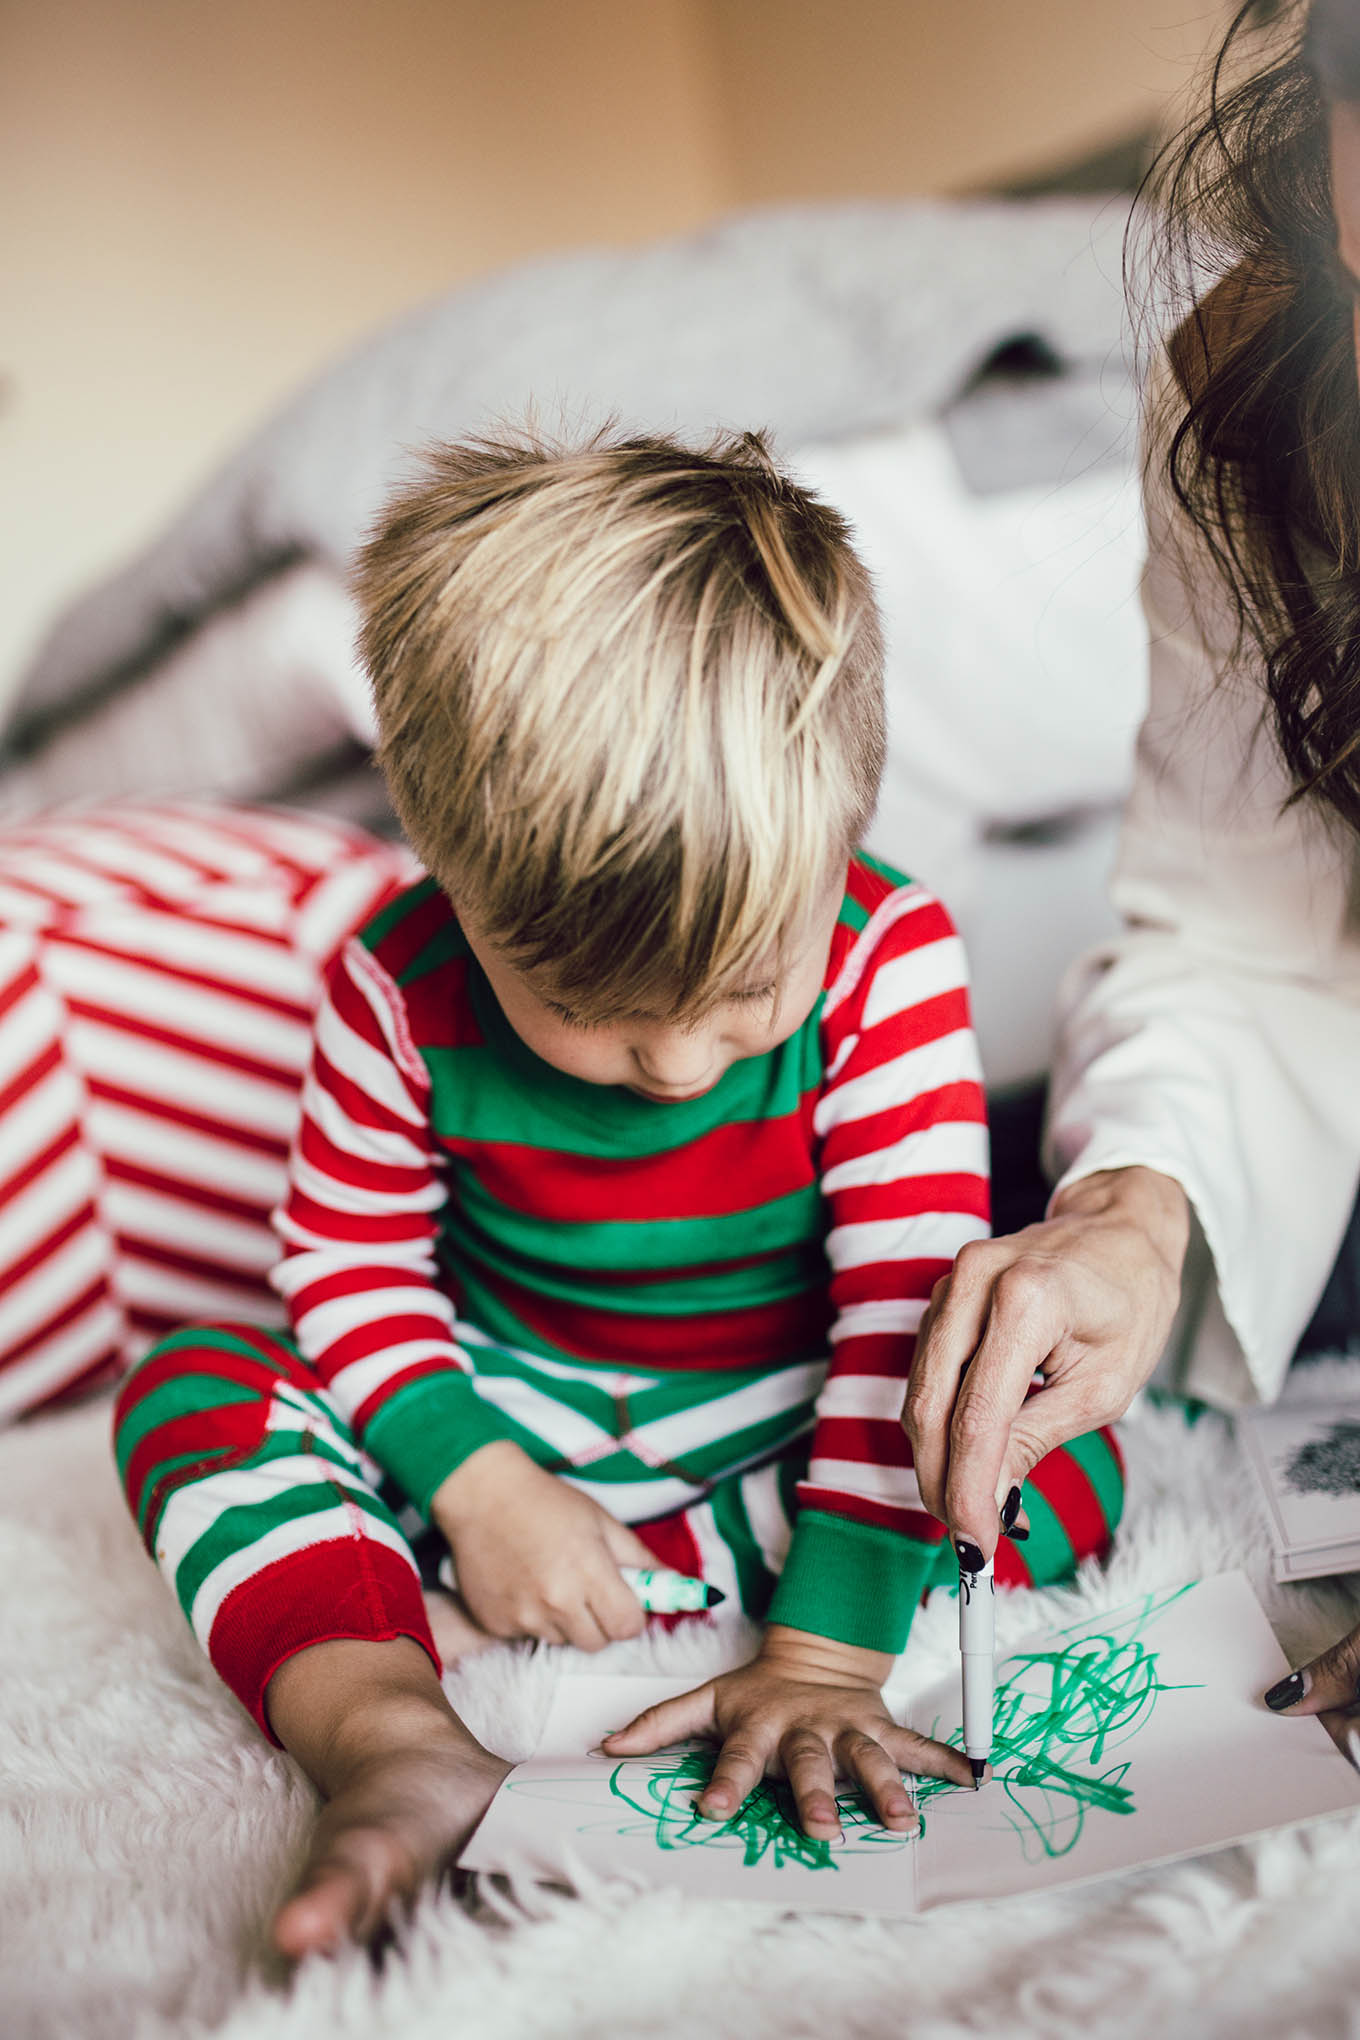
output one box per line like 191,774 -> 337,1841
902,1166 -> 1190,1559
1264,1625 -> 1360,1757
429,1440 -> 654,1652
601,1625 -> 974,1838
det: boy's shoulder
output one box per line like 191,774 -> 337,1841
822,849 -> 964,1015
836,846 -> 913,931
355,872 -> 469,987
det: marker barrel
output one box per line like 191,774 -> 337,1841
436,1553 -> 719,1613
960,1557 -> 995,1762
618,1565 -> 715,1614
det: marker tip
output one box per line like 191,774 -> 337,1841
969,1758 -> 986,1791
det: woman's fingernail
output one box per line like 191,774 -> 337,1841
955,1536 -> 986,1573
1264,1670 -> 1308,1711
999,1486 -> 1022,1532
1007,1523 -> 1030,1542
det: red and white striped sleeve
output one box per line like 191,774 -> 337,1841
806,882 -> 990,1533
270,938 -> 515,1509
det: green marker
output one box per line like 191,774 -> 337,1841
619,1565 -> 726,1613
433,1552 -> 724,1612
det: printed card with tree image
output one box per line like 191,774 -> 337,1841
1240,1401 -> 1360,1581
459,1573 -> 1360,1914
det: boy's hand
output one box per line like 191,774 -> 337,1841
429,1440 -> 654,1652
601,1624 -> 974,1837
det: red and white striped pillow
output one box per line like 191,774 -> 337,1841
0,803 -> 414,1424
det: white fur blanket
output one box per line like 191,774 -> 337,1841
7,1373 -> 1360,2040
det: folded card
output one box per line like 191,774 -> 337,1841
461,1572 -> 1360,1915
1240,1401 -> 1360,1582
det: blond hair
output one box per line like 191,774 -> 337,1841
354,422 -> 885,1021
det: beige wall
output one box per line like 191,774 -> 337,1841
0,0 -> 725,694
0,0 -> 1230,700
700,0 -> 1226,202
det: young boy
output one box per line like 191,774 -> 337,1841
114,426 -> 1124,1957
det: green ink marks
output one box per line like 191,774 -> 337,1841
502,1587 -> 1199,1878
605,1746 -> 912,1871
917,1584 -> 1199,1860
502,1743 -> 913,1874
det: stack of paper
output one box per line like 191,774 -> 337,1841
1240,1401 -> 1360,1582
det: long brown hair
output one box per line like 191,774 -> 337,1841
1141,0 -> 1360,826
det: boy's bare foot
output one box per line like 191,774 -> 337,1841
266,1636 -> 509,1959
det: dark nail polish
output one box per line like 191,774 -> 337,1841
1000,1486 -> 1022,1532
1007,1523 -> 1030,1542
955,1536 -> 985,1574
1264,1671 -> 1305,1712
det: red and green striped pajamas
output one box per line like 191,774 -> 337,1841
116,853 -> 1124,1732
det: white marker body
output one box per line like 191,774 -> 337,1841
438,1554 -> 711,1615
960,1558 -> 995,1762
618,1565 -> 711,1614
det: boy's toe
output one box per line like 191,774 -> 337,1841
273,1866 -> 368,1959
274,1827 -> 415,1958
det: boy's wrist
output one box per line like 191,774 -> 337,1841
428,1438 -> 542,1536
363,1371 -> 522,1519
766,1507 -> 942,1656
757,1622 -> 894,1690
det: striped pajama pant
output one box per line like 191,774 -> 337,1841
114,1318 -> 1125,1740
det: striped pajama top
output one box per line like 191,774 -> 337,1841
270,850 -> 991,1647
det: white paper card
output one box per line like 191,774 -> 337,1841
462,1671 -> 922,1914
461,1572 -> 1360,1914
909,1570 -> 1360,1906
1240,1402 -> 1360,1573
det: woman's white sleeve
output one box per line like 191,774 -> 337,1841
1044,435 -> 1360,1407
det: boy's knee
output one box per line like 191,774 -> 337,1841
114,1320 -> 306,1433
997,1423 -> 1124,1591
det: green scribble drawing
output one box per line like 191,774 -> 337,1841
916,1583 -> 1200,1861
606,1746 -> 912,1869
506,1585 -> 1200,1874
505,1744 -> 912,1873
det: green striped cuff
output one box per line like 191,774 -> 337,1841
767,1509 -> 943,1656
363,1371 -> 519,1517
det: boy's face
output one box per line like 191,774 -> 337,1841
459,882 -> 843,1101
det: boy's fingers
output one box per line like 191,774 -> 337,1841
590,1584 -> 647,1643
836,1730 -> 918,1832
600,1681 -> 716,1755
882,1723 -> 976,1792
601,1516 -> 660,1569
586,1554 -> 648,1642
695,1731 -> 770,1822
561,1604 -> 611,1653
1264,1623 -> 1360,1717
779,1729 -> 842,1837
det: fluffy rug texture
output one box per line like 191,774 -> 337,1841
7,1370 -> 1360,2040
